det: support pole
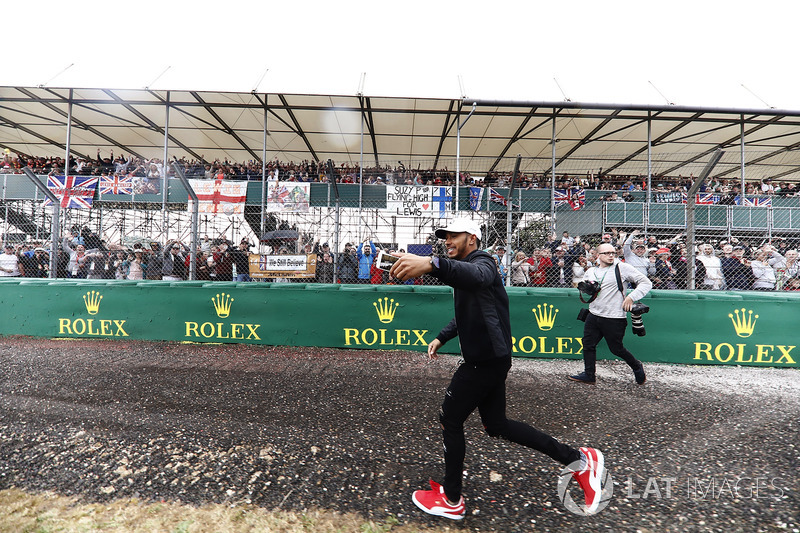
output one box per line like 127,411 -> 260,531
162,91 -> 170,239
456,102 -> 476,214
505,155 -> 521,286
261,98 -> 268,235
686,149 -> 724,290
550,112 -> 557,233
171,162 -> 198,280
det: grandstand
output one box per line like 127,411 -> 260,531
2,87 -> 800,258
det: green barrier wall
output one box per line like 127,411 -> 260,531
0,279 -> 797,368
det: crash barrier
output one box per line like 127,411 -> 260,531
0,279 -> 796,368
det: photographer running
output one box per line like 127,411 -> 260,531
570,243 -> 652,385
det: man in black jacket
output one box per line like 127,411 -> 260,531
390,218 -> 605,520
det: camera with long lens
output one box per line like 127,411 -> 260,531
630,302 -> 650,336
577,280 -> 600,303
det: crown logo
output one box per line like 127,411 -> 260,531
83,290 -> 103,315
532,303 -> 558,331
373,297 -> 399,324
212,293 -> 234,318
729,308 -> 758,338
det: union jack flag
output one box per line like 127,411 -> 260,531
740,196 -> 772,207
99,175 -> 133,195
44,175 -> 98,209
554,188 -> 585,210
554,189 -> 570,207
490,187 -> 508,206
695,193 -> 721,205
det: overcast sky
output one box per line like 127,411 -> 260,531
6,0 -> 800,110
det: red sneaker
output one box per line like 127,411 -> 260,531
411,479 -> 465,520
572,447 -> 605,514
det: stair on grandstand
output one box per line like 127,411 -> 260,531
0,200 -> 50,240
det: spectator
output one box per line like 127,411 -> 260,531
213,241 -> 234,281
492,245 -> 508,284
773,249 -> 799,289
28,247 -> 50,278
232,240 -> 253,282
509,251 -> 531,287
546,246 -> 572,287
560,231 -> 574,248
751,247 -> 777,290
162,241 -> 189,281
62,236 -> 89,278
572,255 -> 588,288
672,246 -> 706,290
696,244 -> 724,290
357,240 -> 376,284
189,250 -> 211,281
622,230 -> 654,278
125,250 -> 147,280
18,245 -> 37,278
720,245 -> 751,290
527,247 -> 552,286
0,243 -> 24,277
316,251 -> 335,283
337,243 -> 358,283
85,250 -> 110,279
146,242 -> 163,280
112,251 -> 127,279
651,247 -> 677,289
370,253 -> 385,284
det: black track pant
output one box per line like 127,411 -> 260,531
440,358 -> 580,502
582,312 -> 640,375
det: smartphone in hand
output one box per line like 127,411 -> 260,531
376,250 -> 399,271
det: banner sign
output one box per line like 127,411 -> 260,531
0,280 -> 797,369
267,181 -> 311,212
248,253 -> 317,279
188,178 -> 248,216
386,185 -> 452,217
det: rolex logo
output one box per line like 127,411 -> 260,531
212,293 -> 234,318
83,290 -> 103,315
729,308 -> 758,338
373,297 -> 399,324
532,303 -> 558,331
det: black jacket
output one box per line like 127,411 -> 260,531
432,249 -> 512,364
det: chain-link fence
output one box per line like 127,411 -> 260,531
2,149 -> 799,290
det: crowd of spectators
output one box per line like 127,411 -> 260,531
2,225 -> 799,291
490,228 -> 800,292
4,149 -> 799,195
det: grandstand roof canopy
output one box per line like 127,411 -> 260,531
3,86 -> 800,181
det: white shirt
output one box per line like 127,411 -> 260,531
584,260 -> 653,319
0,252 -> 21,276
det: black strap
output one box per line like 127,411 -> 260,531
615,264 -> 625,295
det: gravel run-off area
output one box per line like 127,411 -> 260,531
0,336 -> 798,532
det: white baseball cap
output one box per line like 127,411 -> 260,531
435,218 -> 482,241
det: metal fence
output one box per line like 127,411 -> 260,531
2,148 -> 800,291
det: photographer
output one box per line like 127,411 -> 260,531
570,243 -> 652,385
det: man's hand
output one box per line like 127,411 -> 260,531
389,252 -> 433,282
623,296 -> 635,312
428,338 -> 442,359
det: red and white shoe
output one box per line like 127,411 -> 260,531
411,479 -> 465,520
572,447 -> 605,514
